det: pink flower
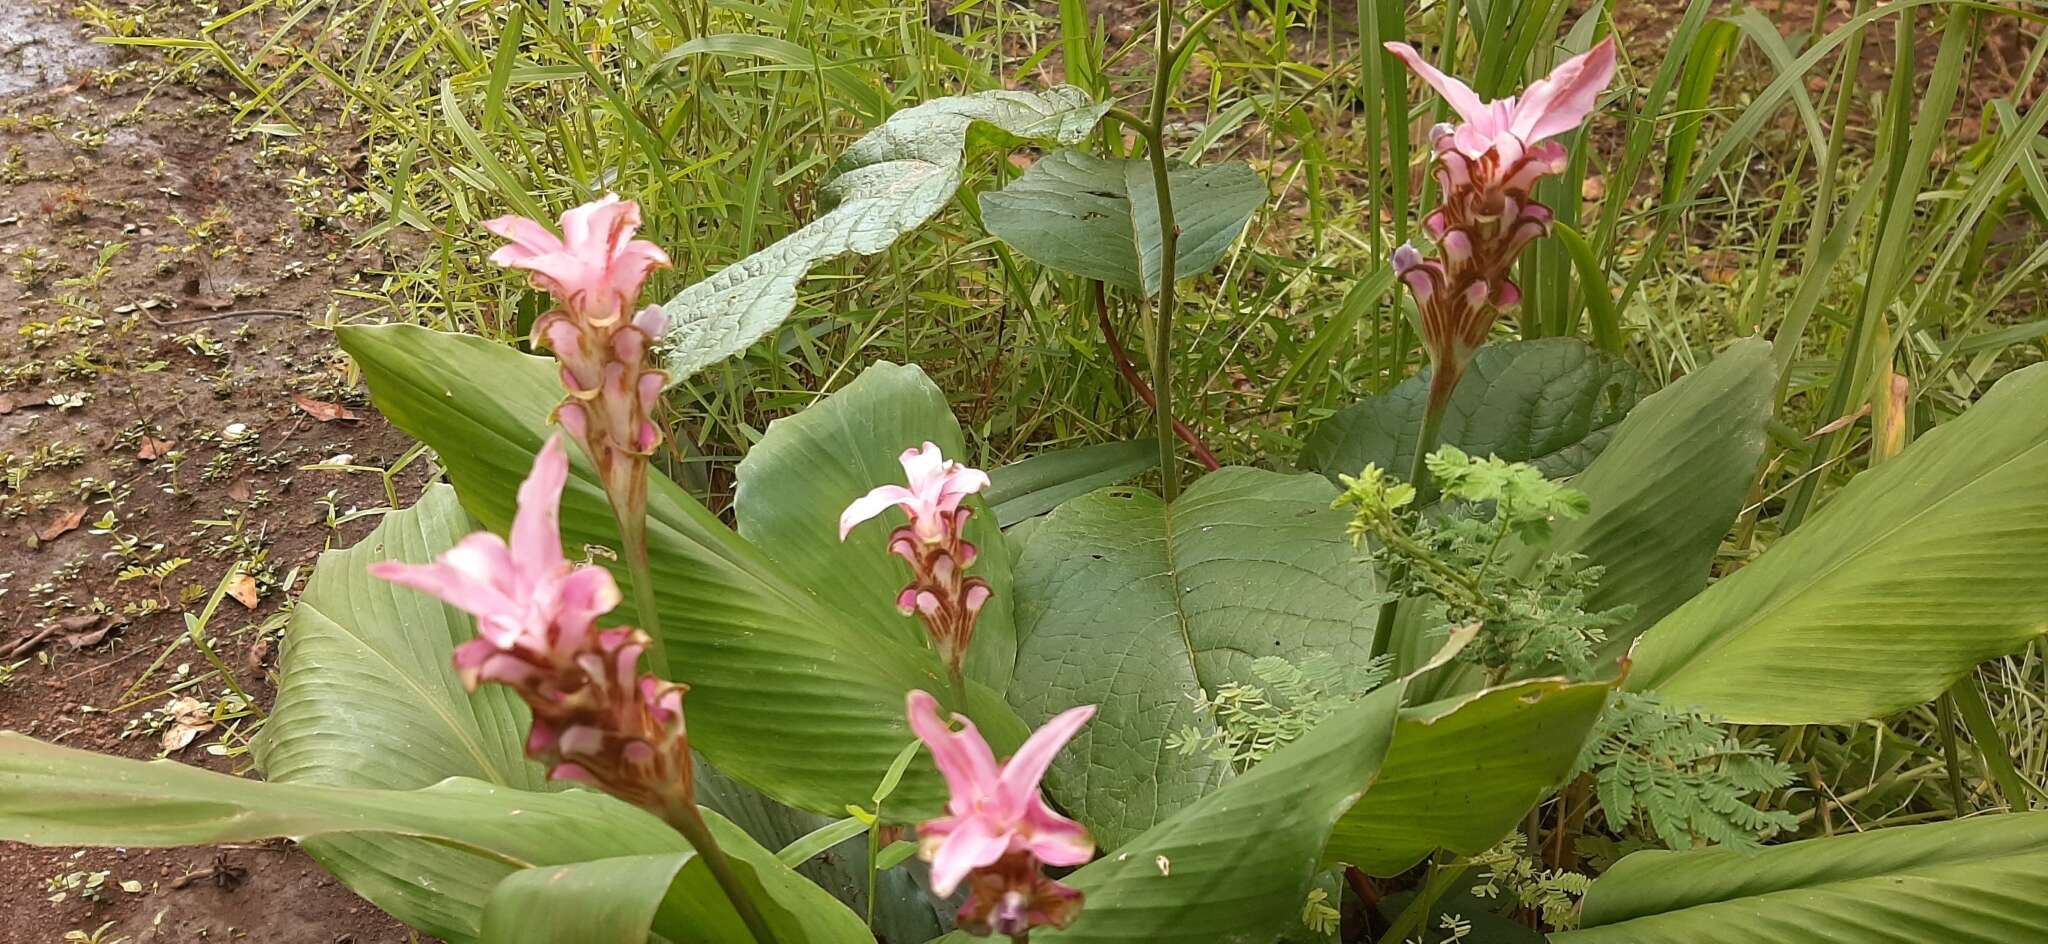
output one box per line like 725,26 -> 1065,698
906,689 -> 1096,896
838,442 -> 991,544
485,194 -> 672,324
1385,38 -> 1616,159
370,435 -> 619,654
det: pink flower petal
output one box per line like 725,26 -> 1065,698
483,215 -> 563,262
511,436 -> 571,579
1384,42 -> 1490,127
1021,800 -> 1095,867
558,194 -> 632,251
839,484 -> 917,540
996,703 -> 1095,817
906,690 -> 1001,816
897,442 -> 946,483
1509,38 -> 1617,144
926,815 -> 1007,897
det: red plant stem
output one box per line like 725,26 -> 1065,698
1093,282 -> 1222,472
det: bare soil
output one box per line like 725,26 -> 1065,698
0,4 -> 423,942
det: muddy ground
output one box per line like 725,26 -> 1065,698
0,4 -> 421,942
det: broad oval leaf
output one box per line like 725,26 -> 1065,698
661,87 -> 1106,379
1007,468 -> 1385,850
1301,338 -> 1644,489
1559,812 -> 2048,944
339,324 -> 1027,819
1325,677 -> 1614,875
981,149 -> 1266,295
1627,360 -> 2048,723
736,361 -> 1017,691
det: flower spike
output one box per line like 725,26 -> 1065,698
842,443 -> 993,684
1382,38 -> 1616,408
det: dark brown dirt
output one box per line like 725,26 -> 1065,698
0,4 -> 425,942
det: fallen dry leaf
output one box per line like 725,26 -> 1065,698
161,696 -> 216,753
292,393 -> 357,422
62,614 -> 125,650
1808,402 -> 1874,440
37,506 -> 87,542
227,573 -> 261,609
137,436 -> 174,460
226,478 -> 253,502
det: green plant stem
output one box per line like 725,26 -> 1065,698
1369,377 -> 1453,658
614,497 -> 671,674
1377,854 -> 1470,944
1938,693 -> 1968,811
864,807 -> 882,929
668,802 -> 780,944
1145,0 -> 1183,502
1950,672 -> 2034,812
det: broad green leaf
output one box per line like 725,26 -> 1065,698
1559,812 -> 2048,944
661,87 -> 1106,378
1550,339 -> 1774,659
737,361 -> 1016,690
1627,361 -> 2048,723
1007,468 -> 1385,850
253,486 -> 550,937
1041,683 -> 1408,943
981,149 -> 1266,295
984,438 -> 1158,527
1324,677 -> 1614,875
1300,338 -> 1644,488
258,485 -> 544,791
339,324 -> 1027,819
481,821 -> 871,944
0,736 -> 868,943
482,854 -> 701,944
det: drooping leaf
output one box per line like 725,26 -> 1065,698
1325,677 -> 1614,875
661,87 -> 1107,378
1550,339 -> 1773,659
1301,338 -> 1644,489
736,362 -> 1016,691
1006,468 -> 1385,849
981,149 -> 1266,295
1559,812 -> 2048,944
1626,360 -> 2048,723
984,438 -> 1158,528
0,736 -> 869,943
339,324 -> 1026,820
